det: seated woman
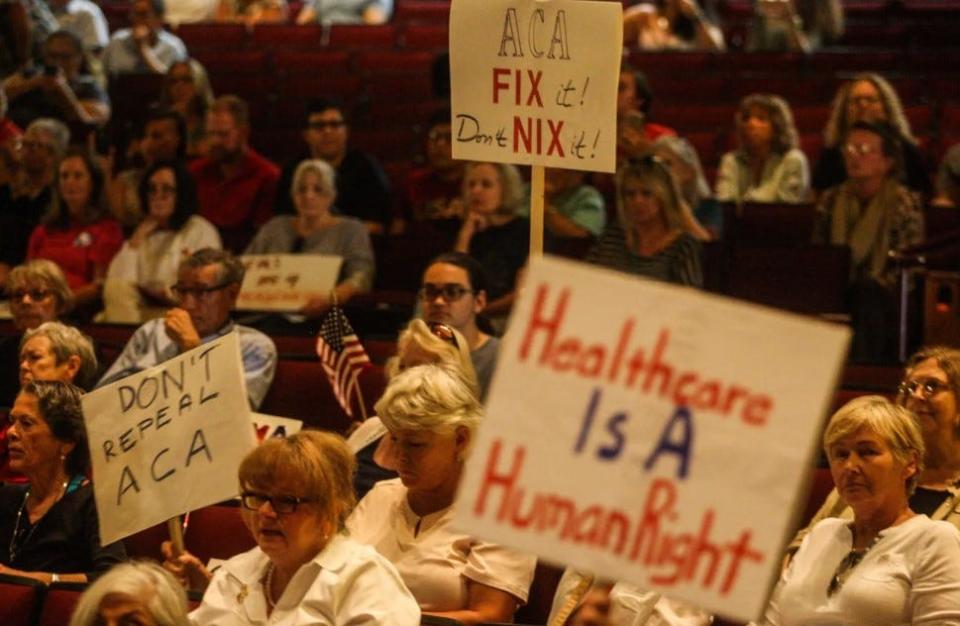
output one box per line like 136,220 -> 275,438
1,260 -> 72,405
754,395 -> 960,624
747,0 -> 843,52
652,135 -> 723,237
246,159 -> 374,318
295,0 -> 392,25
623,0 -> 724,51
102,160 -> 221,323
0,380 -> 126,581
70,561 -> 190,626
453,162 -> 528,328
814,73 -> 929,196
715,93 -> 810,205
587,156 -> 704,287
348,363 -> 536,623
214,0 -> 287,25
27,148 -> 124,314
159,60 -> 213,159
790,345 -> 960,550
164,430 -> 419,625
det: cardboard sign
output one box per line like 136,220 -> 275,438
83,332 -> 256,545
251,413 -> 303,443
236,254 -> 342,312
450,0 -> 622,172
454,256 -> 850,622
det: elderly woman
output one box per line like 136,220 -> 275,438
1,260 -> 72,406
652,135 -> 723,238
814,73 -> 929,196
715,94 -> 810,204
0,381 -> 126,581
246,159 -> 374,317
755,395 -> 960,624
70,561 -> 190,626
165,430 -> 419,625
348,363 -> 536,623
453,162 -> 529,324
587,156 -> 704,287
792,346 -> 960,553
103,160 -> 221,323
27,147 -> 124,310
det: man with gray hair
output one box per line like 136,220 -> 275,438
0,117 -> 69,281
98,248 -> 277,408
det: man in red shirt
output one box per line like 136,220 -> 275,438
189,95 -> 279,252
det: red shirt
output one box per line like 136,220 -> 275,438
27,218 -> 124,289
190,149 -> 280,251
0,119 -> 22,143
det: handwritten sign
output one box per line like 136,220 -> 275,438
454,256 -> 850,622
449,0 -> 622,172
236,254 -> 342,312
83,332 -> 256,545
251,413 -> 303,443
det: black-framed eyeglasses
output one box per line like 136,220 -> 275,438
240,492 -> 315,514
418,284 -> 473,303
9,289 -> 53,301
898,378 -> 951,398
170,282 -> 231,300
308,121 -> 346,131
427,321 -> 458,348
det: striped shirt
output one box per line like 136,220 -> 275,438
586,224 -> 703,288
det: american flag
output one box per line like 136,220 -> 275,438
315,305 -> 370,419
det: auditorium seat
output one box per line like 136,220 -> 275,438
393,0 -> 451,24
173,23 -> 247,51
806,49 -> 901,73
401,23 -> 450,50
326,24 -> 398,49
273,50 -> 353,76
356,50 -> 436,74
37,582 -> 87,626
0,574 -> 44,626
187,505 -> 257,563
250,24 -> 325,49
123,521 -> 168,561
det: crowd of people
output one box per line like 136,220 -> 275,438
0,0 -> 959,624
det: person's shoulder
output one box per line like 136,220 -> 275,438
156,29 -> 187,49
335,215 -> 369,233
244,148 -> 281,178
363,477 -> 405,501
218,546 -> 268,581
783,148 -> 809,164
236,324 -> 276,348
911,515 -> 960,544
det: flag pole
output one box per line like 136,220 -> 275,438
530,165 -> 545,257
353,375 -> 369,422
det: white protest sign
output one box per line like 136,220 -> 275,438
450,0 -> 622,172
251,413 -> 303,444
236,254 -> 342,312
454,256 -> 850,622
83,332 -> 256,545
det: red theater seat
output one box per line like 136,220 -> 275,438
0,574 -> 45,626
327,24 -> 398,49
187,505 -> 256,563
250,24 -> 325,49
394,0 -> 451,24
356,50 -> 436,74
401,23 -> 449,50
273,50 -> 353,75
173,23 -> 247,51
37,582 -> 86,626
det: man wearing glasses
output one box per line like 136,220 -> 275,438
420,252 -> 498,401
275,98 -> 391,235
98,248 -> 276,408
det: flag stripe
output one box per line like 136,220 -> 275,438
316,306 -> 370,419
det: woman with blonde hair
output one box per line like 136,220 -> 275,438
348,363 -> 536,622
163,430 -> 419,625
814,73 -> 929,196
715,93 -> 810,204
587,156 -> 704,287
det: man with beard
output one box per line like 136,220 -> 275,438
189,95 -> 279,252
276,98 -> 391,235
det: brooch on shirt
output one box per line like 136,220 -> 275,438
73,231 -> 93,247
236,583 -> 249,605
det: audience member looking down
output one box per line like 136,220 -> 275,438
103,0 -> 187,75
103,159 -> 221,323
277,98 -> 392,235
47,0 -> 110,56
652,135 -> 723,237
97,247 -> 277,409
587,155 -> 706,287
347,363 -> 537,623
0,380 -> 127,581
754,395 -> 960,624
162,430 -> 420,625
246,158 -> 374,319
27,147 -> 124,313
159,60 -> 214,159
69,560 -> 191,626
814,73 -> 930,197
715,93 -> 810,204
623,0 -> 725,51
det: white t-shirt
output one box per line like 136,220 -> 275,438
190,535 -> 420,625
756,515 -> 960,626
347,478 -> 536,611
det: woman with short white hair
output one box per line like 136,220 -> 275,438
348,363 -> 536,623
70,561 -> 190,626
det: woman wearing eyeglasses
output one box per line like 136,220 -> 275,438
790,346 -> 960,554
165,430 -> 419,625
754,395 -> 960,625
101,160 -> 221,323
586,156 -> 704,287
348,363 -> 536,623
245,159 -> 374,320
